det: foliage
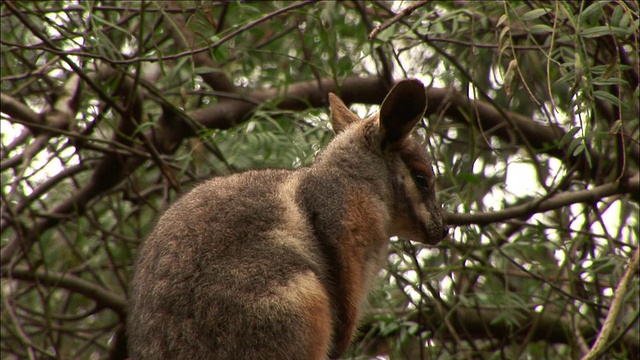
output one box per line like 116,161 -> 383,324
1,1 -> 638,359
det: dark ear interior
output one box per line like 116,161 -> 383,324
328,93 -> 361,134
379,79 -> 427,145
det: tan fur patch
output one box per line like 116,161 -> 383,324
269,173 -> 319,267
273,271 -> 332,359
269,175 -> 332,358
334,190 -> 389,353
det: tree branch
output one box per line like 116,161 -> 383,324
368,0 -> 428,40
0,93 -> 42,127
164,0 -> 316,94
1,266 -> 127,317
358,302 -> 639,358
2,76 -> 636,265
581,245 -> 640,360
445,175 -> 640,226
163,1 -> 236,94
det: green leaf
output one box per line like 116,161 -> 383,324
590,257 -> 617,274
194,66 -> 223,74
602,58 -> 619,79
458,173 -> 481,184
572,142 -> 585,156
499,26 -> 511,44
404,321 -> 420,336
496,14 -> 508,28
567,137 -> 582,156
528,24 -> 553,34
618,12 -> 631,28
379,321 -> 399,336
593,90 -> 620,106
592,77 -> 628,86
490,309 -> 523,328
611,4 -> 625,27
610,120 -> 623,133
581,26 -> 630,38
521,9 -> 548,22
558,127 -> 581,148
581,1 -> 604,20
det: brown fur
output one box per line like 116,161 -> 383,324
331,190 -> 388,354
291,271 -> 333,358
127,79 -> 447,359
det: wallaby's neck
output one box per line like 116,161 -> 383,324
312,132 -> 391,202
294,131 -> 393,356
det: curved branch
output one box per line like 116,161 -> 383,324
164,1 -> 236,94
582,245 -> 640,360
0,93 -> 42,126
445,175 -> 639,226
164,0 -> 316,94
1,72 -> 150,265
358,302 -> 639,358
2,76 -> 636,265
424,88 -> 622,182
368,0 -> 428,40
0,77 -> 382,265
1,266 -> 127,317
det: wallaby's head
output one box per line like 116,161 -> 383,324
326,79 -> 447,245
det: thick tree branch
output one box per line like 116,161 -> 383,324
424,88 -> 625,183
1,75 -> 80,171
2,77 -> 636,265
0,93 -> 42,127
358,302 -> 639,358
1,71 -> 149,265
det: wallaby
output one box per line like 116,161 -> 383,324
127,79 -> 448,359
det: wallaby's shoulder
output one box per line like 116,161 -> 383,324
149,168 -> 297,244
163,168 -> 293,214
189,168 -> 295,200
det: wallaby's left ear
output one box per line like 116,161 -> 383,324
329,93 -> 361,134
379,79 -> 427,147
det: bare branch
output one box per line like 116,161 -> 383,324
1,266 -> 127,317
2,76 -> 637,265
164,0 -> 316,94
445,175 -> 640,226
163,1 -> 236,94
581,245 -> 640,360
0,93 -> 42,128
358,303 -> 640,357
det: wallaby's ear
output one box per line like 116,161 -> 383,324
379,79 -> 427,147
329,93 -> 361,134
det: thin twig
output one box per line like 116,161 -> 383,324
368,0 -> 428,40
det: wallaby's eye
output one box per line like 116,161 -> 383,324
411,170 -> 429,189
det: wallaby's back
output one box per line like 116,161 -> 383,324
128,79 -> 448,359
129,169 -> 334,359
